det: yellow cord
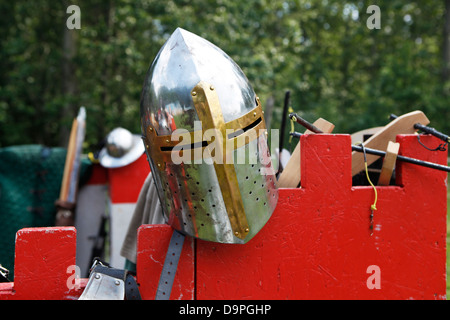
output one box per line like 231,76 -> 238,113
364,161 -> 378,212
355,142 -> 378,236
355,141 -> 378,210
356,141 -> 378,212
288,107 -> 295,144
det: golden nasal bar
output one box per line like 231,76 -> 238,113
191,81 -> 250,240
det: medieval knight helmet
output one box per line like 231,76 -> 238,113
140,28 -> 278,244
99,127 -> 145,168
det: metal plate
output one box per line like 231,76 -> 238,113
79,272 -> 125,300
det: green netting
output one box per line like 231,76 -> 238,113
0,145 -> 91,280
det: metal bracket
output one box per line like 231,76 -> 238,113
79,271 -> 125,300
79,259 -> 141,300
0,265 -> 10,283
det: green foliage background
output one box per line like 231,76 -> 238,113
0,0 -> 448,154
0,0 -> 449,297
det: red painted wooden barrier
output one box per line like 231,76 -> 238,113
0,134 -> 446,300
136,225 -> 195,300
196,134 -> 447,299
0,227 -> 85,300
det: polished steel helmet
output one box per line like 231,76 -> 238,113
99,127 -> 145,168
140,28 -> 278,243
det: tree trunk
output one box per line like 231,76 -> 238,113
98,0 -> 115,143
443,0 -> 450,82
61,6 -> 78,146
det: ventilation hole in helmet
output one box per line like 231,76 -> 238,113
256,197 -> 259,201
263,202 -> 267,206
249,191 -> 252,195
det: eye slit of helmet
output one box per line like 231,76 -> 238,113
160,140 -> 209,151
227,117 -> 262,139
